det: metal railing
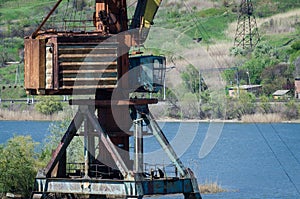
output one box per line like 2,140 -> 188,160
144,163 -> 178,179
67,162 -> 119,179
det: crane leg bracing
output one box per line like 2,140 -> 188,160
31,99 -> 201,199
26,0 -> 202,198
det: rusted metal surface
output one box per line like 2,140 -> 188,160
34,177 -> 201,198
24,38 -> 46,91
85,106 -> 131,179
69,99 -> 158,106
24,32 -> 166,95
32,102 -> 201,198
29,0 -> 202,198
25,34 -> 120,95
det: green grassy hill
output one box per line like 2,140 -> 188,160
0,0 -> 299,98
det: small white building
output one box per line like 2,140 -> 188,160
228,85 -> 262,98
272,90 -> 291,100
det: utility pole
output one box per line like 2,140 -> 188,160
163,66 -> 175,100
234,0 -> 260,50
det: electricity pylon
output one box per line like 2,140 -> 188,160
234,0 -> 260,50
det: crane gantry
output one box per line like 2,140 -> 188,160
25,1 -> 202,198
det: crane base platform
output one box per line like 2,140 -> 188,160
32,177 -> 201,199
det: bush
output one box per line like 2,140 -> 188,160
283,100 -> 299,120
225,93 -> 256,119
0,136 -> 38,198
179,92 -> 199,119
291,40 -> 300,51
35,97 -> 63,115
259,95 -> 272,113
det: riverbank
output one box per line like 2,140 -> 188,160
0,108 -> 299,123
0,108 -> 66,121
156,114 -> 300,123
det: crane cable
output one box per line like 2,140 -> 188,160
63,0 -> 70,21
182,2 -> 233,70
73,0 -> 78,29
254,123 -> 300,196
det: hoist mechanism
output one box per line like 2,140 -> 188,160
26,1 -> 202,199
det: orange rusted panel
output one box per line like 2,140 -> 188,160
24,38 -> 46,90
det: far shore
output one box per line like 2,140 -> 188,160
156,118 -> 300,123
1,109 -> 299,123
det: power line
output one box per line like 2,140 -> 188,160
269,123 -> 300,166
255,123 -> 300,196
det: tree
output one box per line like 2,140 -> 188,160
260,63 -> 294,95
179,92 -> 199,119
259,95 -> 272,114
40,120 -> 84,167
181,64 -> 207,94
225,92 -> 256,119
35,97 -> 63,115
0,136 -> 38,198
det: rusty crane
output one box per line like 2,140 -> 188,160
24,0 -> 202,198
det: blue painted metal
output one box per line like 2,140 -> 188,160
33,177 -> 201,198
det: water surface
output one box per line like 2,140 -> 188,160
1,121 -> 300,198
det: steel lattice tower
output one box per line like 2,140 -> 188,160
234,0 -> 260,49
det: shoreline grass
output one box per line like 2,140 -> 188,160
0,108 -> 65,121
241,113 -> 283,123
199,180 -> 227,194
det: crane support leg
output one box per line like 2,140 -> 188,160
145,112 -> 201,199
32,101 -> 201,199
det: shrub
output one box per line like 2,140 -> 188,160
0,136 -> 38,198
283,100 -> 299,120
35,97 -> 63,115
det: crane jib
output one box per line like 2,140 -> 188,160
143,0 -> 162,28
131,0 -> 162,29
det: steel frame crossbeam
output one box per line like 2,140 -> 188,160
43,105 -> 130,179
32,103 -> 201,199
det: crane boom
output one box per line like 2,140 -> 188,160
131,0 -> 162,44
131,0 -> 162,29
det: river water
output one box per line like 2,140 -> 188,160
0,121 -> 300,199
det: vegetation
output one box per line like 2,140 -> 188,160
1,0 -> 300,198
199,179 -> 227,194
35,97 -> 63,115
162,63 -> 300,121
0,0 -> 299,122
39,120 -> 84,166
0,136 -> 38,198
0,118 -> 84,197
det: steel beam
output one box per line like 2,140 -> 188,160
31,0 -> 63,38
83,115 -> 89,178
134,117 -> 143,174
84,106 -> 131,179
44,110 -> 84,177
146,112 -> 187,177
